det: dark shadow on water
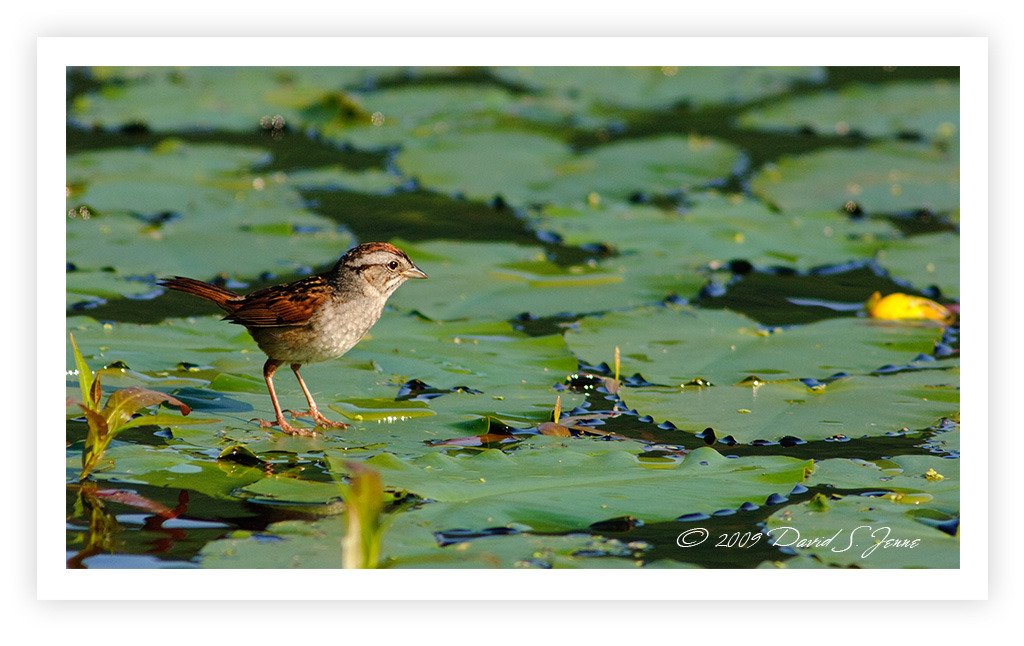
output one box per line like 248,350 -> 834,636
67,125 -> 387,173
696,262 -> 945,327
298,187 -> 538,244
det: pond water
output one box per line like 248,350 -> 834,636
66,66 -> 960,569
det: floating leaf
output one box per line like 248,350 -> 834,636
360,443 -> 811,532
386,239 -> 705,320
67,144 -> 353,297
396,133 -> 741,207
870,232 -> 960,297
72,66 -> 433,132
532,194 -> 899,269
751,142 -> 959,215
564,306 -> 944,387
493,66 -> 826,110
739,81 -> 959,141
620,369 -> 958,444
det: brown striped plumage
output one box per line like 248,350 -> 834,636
159,242 -> 427,436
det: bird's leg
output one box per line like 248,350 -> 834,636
257,359 -> 316,436
289,363 -> 348,429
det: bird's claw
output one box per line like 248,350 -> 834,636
288,409 -> 349,429
254,417 -> 318,437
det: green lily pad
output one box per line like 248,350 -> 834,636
340,314 -> 582,422
619,369 -> 959,444
922,420 -> 960,455
492,66 -> 826,110
239,476 -> 345,507
317,85 -> 520,149
764,492 -> 958,568
356,443 -> 811,532
395,133 -> 741,207
68,312 -> 583,448
870,232 -> 960,297
751,142 -> 959,215
199,511 -> 680,569
67,143 -> 353,294
72,66 -> 461,132
533,194 -> 900,269
564,306 -> 945,386
807,455 -> 959,513
283,166 -> 405,193
67,271 -> 160,307
330,398 -> 436,422
739,80 -> 959,141
552,135 -> 742,204
385,239 -> 706,321
85,444 -> 266,500
67,315 -> 258,372
395,130 -> 569,205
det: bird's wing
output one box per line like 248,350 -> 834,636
224,275 -> 333,327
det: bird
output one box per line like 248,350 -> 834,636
160,242 -> 427,436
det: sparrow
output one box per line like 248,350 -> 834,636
160,242 -> 427,436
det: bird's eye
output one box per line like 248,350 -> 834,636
387,260 -> 399,270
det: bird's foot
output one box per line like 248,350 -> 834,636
254,417 -> 318,437
289,408 -> 349,429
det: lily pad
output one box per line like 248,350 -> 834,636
330,398 -> 436,422
357,443 -> 811,532
869,232 -> 960,297
385,239 -> 706,320
751,142 -> 959,215
199,511 -> 679,569
739,80 -> 959,142
68,312 -> 583,446
564,306 -> 945,386
493,66 -> 826,110
67,143 -> 353,295
619,369 -> 959,444
317,84 -> 520,149
532,194 -> 900,270
394,130 -> 569,207
72,66 -> 461,132
764,491 -> 958,568
808,455 -> 959,509
395,133 -> 742,207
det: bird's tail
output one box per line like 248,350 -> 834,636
159,276 -> 241,312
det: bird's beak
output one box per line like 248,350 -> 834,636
402,266 -> 428,280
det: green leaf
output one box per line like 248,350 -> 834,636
101,387 -> 191,433
67,143 -> 353,297
116,412 -> 219,433
764,494 -> 958,568
386,239 -> 706,320
532,194 -> 900,270
395,130 -> 569,206
870,232 -> 960,297
564,306 -> 946,386
72,67 -> 386,132
199,512 -> 677,569
329,398 -> 435,422
751,142 -> 959,215
69,333 -> 95,409
339,462 -> 387,568
619,370 -> 958,444
806,455 -> 959,513
493,66 -> 826,110
361,443 -> 811,532
395,133 -> 741,207
739,80 -> 959,142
